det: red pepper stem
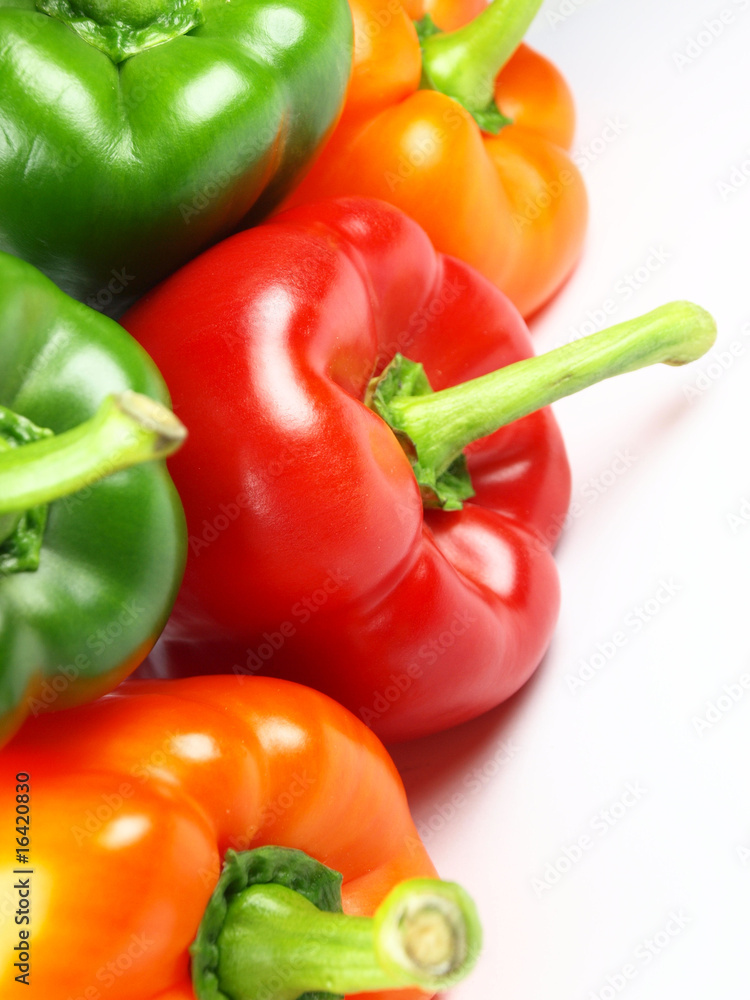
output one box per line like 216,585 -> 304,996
420,0 -> 543,132
0,392 -> 186,518
386,302 -> 716,482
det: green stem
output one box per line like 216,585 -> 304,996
0,391 -> 186,516
0,439 -> 20,546
420,0 -> 543,133
36,0 -> 204,63
370,302 -> 716,510
192,848 -> 481,1000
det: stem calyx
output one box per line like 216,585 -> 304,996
418,0 -> 544,133
0,392 -> 186,576
191,847 -> 481,1000
36,0 -> 203,62
369,302 -> 717,511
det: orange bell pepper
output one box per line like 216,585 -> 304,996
283,0 -> 588,317
0,677 -> 480,999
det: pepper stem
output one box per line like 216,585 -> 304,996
0,440 -> 19,545
36,0 -> 204,63
370,302 -> 716,510
0,392 -> 186,517
420,0 -> 544,133
192,847 -> 481,1000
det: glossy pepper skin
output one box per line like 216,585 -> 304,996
282,0 -> 587,317
0,252 -> 186,746
0,0 -> 352,315
124,197 -> 569,743
0,675 -> 444,999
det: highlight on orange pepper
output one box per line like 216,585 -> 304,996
0,676 -> 481,999
283,0 -> 588,318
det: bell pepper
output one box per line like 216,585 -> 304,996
0,675 -> 481,998
281,0 -> 586,317
0,0 -> 352,315
124,197 -> 715,742
0,251 -> 187,747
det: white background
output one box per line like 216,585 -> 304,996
391,1 -> 750,997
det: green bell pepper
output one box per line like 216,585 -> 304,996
0,251 -> 187,745
0,0 -> 352,314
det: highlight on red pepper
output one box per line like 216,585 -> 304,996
0,252 -> 187,747
282,0 -> 587,317
123,198 -> 716,743
0,675 -> 481,998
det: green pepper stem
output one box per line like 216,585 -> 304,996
208,878 -> 481,1000
36,0 -> 204,63
0,439 -> 20,546
384,302 -> 716,483
420,0 -> 543,132
0,392 -> 186,518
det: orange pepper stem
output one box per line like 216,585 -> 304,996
192,847 -> 481,1000
369,302 -> 717,510
419,0 -> 544,133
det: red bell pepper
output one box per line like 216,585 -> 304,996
124,198 -> 715,742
